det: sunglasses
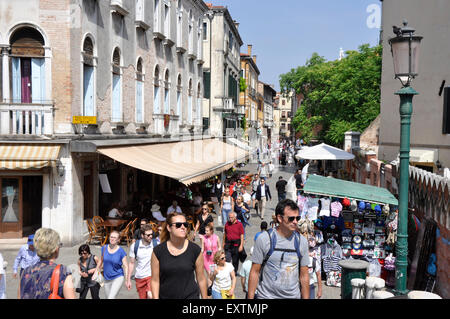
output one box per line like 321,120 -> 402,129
285,216 -> 301,222
143,233 -> 153,237
171,222 -> 189,229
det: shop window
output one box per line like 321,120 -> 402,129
10,27 -> 46,104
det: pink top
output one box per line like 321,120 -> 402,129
202,234 -> 219,272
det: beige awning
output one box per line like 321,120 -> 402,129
0,143 -> 61,169
97,138 -> 248,185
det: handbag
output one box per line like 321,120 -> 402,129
91,268 -> 104,287
48,264 -> 64,299
238,247 -> 247,263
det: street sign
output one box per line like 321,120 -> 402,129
72,116 -> 97,124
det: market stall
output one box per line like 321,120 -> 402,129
299,174 -> 399,288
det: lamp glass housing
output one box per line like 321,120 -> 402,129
389,34 -> 422,87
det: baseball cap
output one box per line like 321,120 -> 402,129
27,234 -> 35,245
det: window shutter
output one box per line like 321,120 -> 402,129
203,72 -> 210,99
12,58 -> 22,103
83,65 -> 95,116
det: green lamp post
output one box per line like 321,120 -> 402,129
388,20 -> 423,295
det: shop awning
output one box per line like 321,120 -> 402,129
302,174 -> 398,206
0,143 -> 61,169
97,138 -> 248,185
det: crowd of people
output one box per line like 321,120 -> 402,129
1,139 -> 328,300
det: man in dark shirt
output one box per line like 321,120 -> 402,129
294,169 -> 304,194
275,176 -> 288,202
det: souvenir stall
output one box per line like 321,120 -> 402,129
300,174 -> 399,288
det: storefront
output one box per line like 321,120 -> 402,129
299,174 -> 399,287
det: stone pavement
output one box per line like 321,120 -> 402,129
0,161 -> 341,299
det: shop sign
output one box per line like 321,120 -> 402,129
72,116 -> 97,125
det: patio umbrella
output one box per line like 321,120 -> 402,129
295,143 -> 355,160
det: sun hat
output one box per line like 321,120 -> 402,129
342,198 -> 350,207
151,204 -> 161,212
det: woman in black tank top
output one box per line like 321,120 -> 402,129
151,212 -> 207,299
77,244 -> 101,299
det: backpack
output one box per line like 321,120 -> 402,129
133,239 -> 158,260
259,228 -> 303,283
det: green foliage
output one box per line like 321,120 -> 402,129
241,116 -> 247,132
279,44 -> 382,146
239,77 -> 247,92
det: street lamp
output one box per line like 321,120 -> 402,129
388,20 -> 422,296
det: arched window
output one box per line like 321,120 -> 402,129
153,65 -> 160,114
176,74 -> 182,116
164,69 -> 170,114
111,47 -> 122,122
197,82 -> 202,124
83,36 -> 95,116
10,26 -> 46,104
136,58 -> 144,123
188,78 -> 193,124
176,0 -> 183,47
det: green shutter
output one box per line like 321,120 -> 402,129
203,72 -> 210,99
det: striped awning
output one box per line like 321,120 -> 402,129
0,144 -> 61,170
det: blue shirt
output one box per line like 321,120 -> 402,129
102,246 -> 127,280
13,244 -> 40,274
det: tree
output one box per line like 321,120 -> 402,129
239,77 -> 247,92
279,44 -> 382,146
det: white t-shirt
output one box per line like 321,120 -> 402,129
0,253 -> 6,299
167,205 -> 182,214
242,192 -> 252,205
212,262 -> 235,292
129,240 -> 154,279
108,208 -> 120,218
260,185 -> 266,198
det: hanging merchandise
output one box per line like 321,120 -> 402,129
330,200 -> 343,218
306,196 -> 319,221
319,197 -> 331,217
297,194 -> 308,215
384,253 -> 396,287
386,209 -> 398,246
322,237 -> 343,287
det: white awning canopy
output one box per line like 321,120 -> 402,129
295,143 -> 355,160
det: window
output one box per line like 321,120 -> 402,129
164,69 -> 170,114
83,37 -> 95,116
176,0 -> 182,47
111,48 -> 122,122
197,18 -> 202,58
176,74 -> 182,116
197,82 -> 202,123
188,10 -> 193,54
136,58 -> 144,123
163,2 -> 170,38
443,87 -> 450,134
136,0 -> 144,21
10,27 -> 46,104
203,22 -> 207,40
154,0 -> 160,33
203,72 -> 210,99
154,65 -> 160,114
188,79 -> 193,124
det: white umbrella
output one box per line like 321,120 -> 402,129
295,143 -> 355,160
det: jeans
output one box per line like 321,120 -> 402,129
222,208 -> 232,226
104,276 -> 124,299
278,192 -> 286,202
309,284 -> 315,299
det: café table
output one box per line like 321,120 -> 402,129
98,219 -> 128,246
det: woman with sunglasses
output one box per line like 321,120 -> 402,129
210,250 -> 236,299
77,244 -> 101,299
151,212 -> 207,299
194,204 -> 214,240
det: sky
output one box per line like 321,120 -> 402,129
208,0 -> 382,91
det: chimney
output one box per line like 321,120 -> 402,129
247,44 -> 252,55
252,55 -> 257,63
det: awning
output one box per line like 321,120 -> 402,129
303,174 -> 398,206
295,143 -> 355,160
0,143 -> 61,169
97,138 -> 248,185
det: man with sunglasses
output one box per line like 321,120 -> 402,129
247,199 -> 310,299
127,224 -> 156,299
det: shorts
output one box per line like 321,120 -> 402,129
135,276 -> 152,299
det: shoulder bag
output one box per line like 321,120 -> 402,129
92,248 -> 105,287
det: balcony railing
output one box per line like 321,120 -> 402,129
0,101 -> 54,135
224,98 -> 234,110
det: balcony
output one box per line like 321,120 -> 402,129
235,105 -> 245,115
223,98 -> 234,111
0,101 -> 54,135
110,0 -> 129,16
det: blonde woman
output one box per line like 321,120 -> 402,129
151,212 -> 207,299
19,228 -> 76,299
210,250 -> 236,299
97,230 -> 128,299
